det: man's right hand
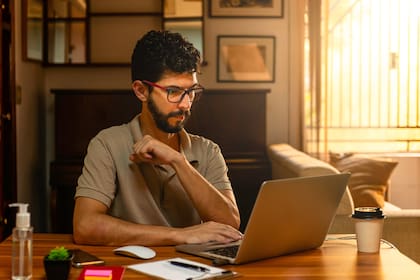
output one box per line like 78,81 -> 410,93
176,221 -> 243,244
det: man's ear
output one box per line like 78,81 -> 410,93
132,80 -> 148,102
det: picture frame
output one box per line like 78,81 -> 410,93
210,0 -> 283,18
217,35 -> 275,83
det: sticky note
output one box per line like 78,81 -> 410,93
84,269 -> 112,280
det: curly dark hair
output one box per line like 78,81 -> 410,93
131,30 -> 201,83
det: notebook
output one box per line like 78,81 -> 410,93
176,173 -> 350,265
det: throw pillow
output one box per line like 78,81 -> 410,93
329,152 -> 398,208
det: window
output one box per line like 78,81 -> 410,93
305,0 -> 420,156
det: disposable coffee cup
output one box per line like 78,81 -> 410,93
352,207 -> 385,253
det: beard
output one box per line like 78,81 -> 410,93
147,96 -> 191,133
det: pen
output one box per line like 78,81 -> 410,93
186,270 -> 234,280
169,260 -> 210,272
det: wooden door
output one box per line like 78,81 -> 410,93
0,0 -> 17,241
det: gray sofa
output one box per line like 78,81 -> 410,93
267,143 -> 420,264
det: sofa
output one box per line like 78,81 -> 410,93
267,143 -> 420,264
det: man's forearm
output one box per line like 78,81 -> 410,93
171,156 -> 241,229
73,212 -> 180,246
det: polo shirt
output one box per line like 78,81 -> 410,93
75,115 -> 232,227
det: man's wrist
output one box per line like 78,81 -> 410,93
170,153 -> 189,170
168,227 -> 184,244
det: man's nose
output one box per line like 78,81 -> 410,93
178,93 -> 192,109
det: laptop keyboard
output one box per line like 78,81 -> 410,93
206,245 -> 239,259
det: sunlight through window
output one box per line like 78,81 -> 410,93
305,0 -> 420,154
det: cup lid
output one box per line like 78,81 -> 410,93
352,207 -> 385,219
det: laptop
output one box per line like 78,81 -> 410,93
176,173 -> 350,265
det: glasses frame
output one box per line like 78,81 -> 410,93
142,80 -> 204,104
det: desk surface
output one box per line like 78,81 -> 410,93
1,233 -> 420,279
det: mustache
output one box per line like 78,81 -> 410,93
167,110 -> 191,118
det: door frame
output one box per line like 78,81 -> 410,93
0,0 -> 17,241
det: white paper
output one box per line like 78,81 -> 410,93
127,257 -> 230,280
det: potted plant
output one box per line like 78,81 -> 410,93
44,246 -> 73,280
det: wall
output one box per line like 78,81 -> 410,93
43,0 -> 299,145
202,7 -> 289,146
14,0 -> 47,231
15,0 -> 302,231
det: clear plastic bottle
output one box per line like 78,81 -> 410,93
9,203 -> 33,280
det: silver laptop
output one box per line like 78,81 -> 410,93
176,173 -> 350,265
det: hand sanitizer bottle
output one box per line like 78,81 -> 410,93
9,203 -> 33,280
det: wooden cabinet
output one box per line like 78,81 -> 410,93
50,88 -> 270,233
50,89 -> 140,232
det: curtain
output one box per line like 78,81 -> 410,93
304,0 -> 329,160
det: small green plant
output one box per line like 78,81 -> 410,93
46,246 -> 70,261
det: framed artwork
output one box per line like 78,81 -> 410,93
217,35 -> 275,83
210,0 -> 283,18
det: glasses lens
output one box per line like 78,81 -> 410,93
166,87 -> 185,103
191,87 -> 204,95
165,86 -> 204,103
190,87 -> 203,101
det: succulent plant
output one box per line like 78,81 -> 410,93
46,246 -> 70,261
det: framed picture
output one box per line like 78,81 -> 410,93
210,0 -> 283,18
217,35 -> 275,83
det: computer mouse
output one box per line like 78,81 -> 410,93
113,245 -> 156,259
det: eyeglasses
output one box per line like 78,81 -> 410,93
142,80 -> 204,104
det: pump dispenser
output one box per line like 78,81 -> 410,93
9,203 -> 33,280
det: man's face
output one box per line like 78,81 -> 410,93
146,72 -> 197,133
147,95 -> 191,133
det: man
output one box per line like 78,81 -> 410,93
73,30 -> 242,246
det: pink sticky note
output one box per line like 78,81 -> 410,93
84,269 -> 112,277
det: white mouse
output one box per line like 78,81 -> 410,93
113,245 -> 156,259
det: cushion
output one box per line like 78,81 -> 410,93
329,152 -> 398,208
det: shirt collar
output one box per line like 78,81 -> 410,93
178,128 -> 198,164
130,114 -> 199,165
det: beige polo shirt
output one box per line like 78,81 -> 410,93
75,115 -> 232,227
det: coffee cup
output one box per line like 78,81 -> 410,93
352,207 -> 385,253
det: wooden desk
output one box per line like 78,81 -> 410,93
1,234 -> 419,279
